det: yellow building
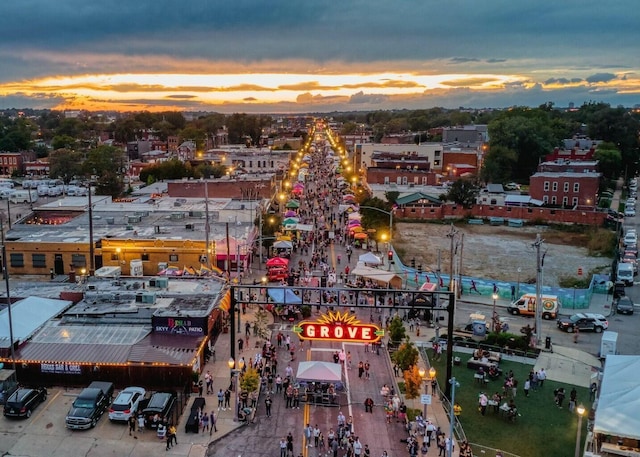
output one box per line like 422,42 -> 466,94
4,194 -> 260,277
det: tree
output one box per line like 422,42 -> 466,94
480,145 -> 518,184
488,109 -> 558,180
388,316 -> 407,345
391,339 -> 419,371
83,145 -> 126,197
384,191 -> 400,205
594,143 -> 622,180
49,149 -> 84,183
359,197 -> 393,235
445,179 -> 478,208
403,364 -> 423,400
239,366 -> 260,393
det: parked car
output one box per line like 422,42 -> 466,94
557,313 -> 609,333
65,381 -> 114,430
109,386 -> 146,422
615,296 -> 635,315
621,253 -> 638,275
3,387 -> 48,418
625,208 -> 636,217
142,391 -> 177,429
624,232 -> 638,246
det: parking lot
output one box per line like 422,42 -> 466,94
0,387 -> 209,457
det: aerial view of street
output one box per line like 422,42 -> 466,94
1,2 -> 640,457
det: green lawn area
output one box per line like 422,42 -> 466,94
428,350 -> 590,457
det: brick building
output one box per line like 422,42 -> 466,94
529,171 -> 601,207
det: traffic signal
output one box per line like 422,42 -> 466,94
411,258 -> 416,269
417,264 -> 423,274
388,251 -> 393,261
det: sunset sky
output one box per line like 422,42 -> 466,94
0,1 -> 638,113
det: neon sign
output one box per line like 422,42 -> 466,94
293,311 -> 384,343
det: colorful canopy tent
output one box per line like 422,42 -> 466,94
284,210 -> 298,217
348,213 -> 361,220
266,257 -> 289,267
291,187 -> 304,195
285,200 -> 300,209
353,232 -> 368,240
268,288 -> 302,305
283,217 -> 299,225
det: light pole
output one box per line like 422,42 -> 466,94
516,267 -> 521,298
418,367 -> 436,419
492,292 -> 499,333
358,205 -> 393,242
0,217 -> 16,372
448,378 -> 460,457
228,357 -> 245,422
575,404 -> 585,457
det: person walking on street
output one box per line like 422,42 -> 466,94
280,437 -> 288,457
265,394 -> 273,417
217,389 -> 224,410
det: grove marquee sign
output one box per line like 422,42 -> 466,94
293,311 -> 384,343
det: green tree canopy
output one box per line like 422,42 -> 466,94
480,145 -> 518,184
594,142 -> 622,180
49,149 -> 84,183
445,179 -> 479,208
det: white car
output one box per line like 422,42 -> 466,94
108,387 -> 146,422
625,208 -> 636,217
624,232 -> 638,246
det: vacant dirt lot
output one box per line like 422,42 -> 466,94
393,222 -> 612,286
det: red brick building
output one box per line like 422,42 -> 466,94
529,171 -> 601,207
365,167 -> 439,186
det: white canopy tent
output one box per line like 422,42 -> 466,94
351,263 -> 402,288
594,355 -> 640,441
358,252 -> 382,266
296,361 -> 342,383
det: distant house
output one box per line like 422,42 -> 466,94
476,184 -> 506,205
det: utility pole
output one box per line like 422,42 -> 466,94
457,233 -> 464,297
446,224 -> 458,292
204,181 -> 211,268
533,234 -> 544,345
0,217 -> 16,371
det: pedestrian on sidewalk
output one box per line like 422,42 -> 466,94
210,411 -> 217,434
217,389 -> 224,410
128,414 -> 136,436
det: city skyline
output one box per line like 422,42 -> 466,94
0,0 -> 638,113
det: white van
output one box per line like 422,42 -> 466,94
617,262 -> 634,286
507,294 -> 560,320
9,189 -> 38,204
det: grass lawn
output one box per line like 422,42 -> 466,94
428,351 -> 590,457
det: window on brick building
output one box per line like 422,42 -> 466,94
573,183 -> 580,192
564,182 -> 569,192
552,182 -> 558,192
544,181 -> 550,191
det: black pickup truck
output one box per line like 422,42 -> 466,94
65,381 -> 114,430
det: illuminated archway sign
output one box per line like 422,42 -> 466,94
293,311 -> 384,343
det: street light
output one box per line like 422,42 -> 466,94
228,357 -> 245,422
418,367 -> 436,419
492,292 -> 499,333
448,378 -> 460,457
359,205 -> 394,241
575,404 -> 585,457
516,267 -> 522,298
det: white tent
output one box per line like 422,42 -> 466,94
296,361 -> 342,383
594,355 -> 640,441
358,252 -> 382,265
351,263 -> 402,288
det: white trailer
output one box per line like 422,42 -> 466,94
600,331 -> 618,359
